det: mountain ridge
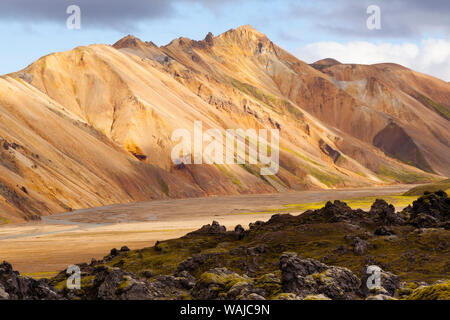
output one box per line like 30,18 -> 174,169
0,25 -> 448,222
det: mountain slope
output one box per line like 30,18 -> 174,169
0,25 -> 448,222
313,62 -> 450,175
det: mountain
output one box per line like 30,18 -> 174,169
0,25 -> 448,222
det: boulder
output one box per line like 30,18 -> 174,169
279,253 -> 361,300
0,261 -> 59,300
234,224 -> 245,239
298,201 -> 366,224
189,221 -> 227,235
404,191 -> 450,228
374,226 -> 395,236
191,268 -> 264,300
369,199 -> 405,225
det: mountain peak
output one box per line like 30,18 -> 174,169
225,25 -> 267,39
313,58 -> 342,66
113,34 -> 145,49
236,24 -> 259,32
113,34 -> 158,51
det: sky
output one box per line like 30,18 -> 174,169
0,0 -> 449,81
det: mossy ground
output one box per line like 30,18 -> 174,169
403,179 -> 450,196
237,194 -> 417,215
22,271 -> 59,279
0,216 -> 11,225
100,215 -> 448,286
377,165 -> 433,184
41,192 -> 448,300
406,281 -> 450,300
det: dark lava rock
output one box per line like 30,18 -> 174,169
234,224 -> 245,239
405,191 -> 450,228
0,261 -> 59,300
374,226 -> 396,236
191,268 -> 264,300
175,253 -> 222,275
369,199 -> 405,226
279,252 -> 361,300
249,220 -> 264,230
120,246 -> 130,252
298,200 -> 366,224
189,221 -> 226,235
351,237 -> 371,256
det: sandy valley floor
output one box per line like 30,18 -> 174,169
0,185 -> 415,275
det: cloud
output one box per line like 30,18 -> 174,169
0,0 -> 241,31
288,0 -> 450,39
0,0 -> 448,39
295,39 -> 450,81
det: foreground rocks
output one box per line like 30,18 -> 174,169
280,252 -> 361,300
404,191 -> 450,229
1,191 -> 449,300
0,262 -> 59,300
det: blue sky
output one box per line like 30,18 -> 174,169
0,0 -> 449,80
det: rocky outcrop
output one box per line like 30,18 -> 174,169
191,268 -> 264,300
403,191 -> 450,228
189,221 -> 227,235
0,261 -> 59,300
369,199 -> 406,226
279,253 -> 361,300
298,200 -> 366,224
5,192 -> 449,301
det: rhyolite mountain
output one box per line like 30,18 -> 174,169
1,191 -> 449,300
0,25 -> 449,222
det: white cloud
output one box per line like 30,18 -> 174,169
296,39 -> 450,81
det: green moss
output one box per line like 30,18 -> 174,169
179,293 -> 192,300
406,281 -> 450,300
416,93 -> 450,121
307,166 -> 342,187
303,294 -> 330,300
230,78 -> 276,109
311,272 -> 326,284
198,271 -> 249,294
254,274 -> 281,298
115,278 -> 131,294
22,271 -> 59,279
0,216 -> 11,224
377,164 -> 432,184
229,78 -> 302,121
272,293 -> 297,300
280,146 -> 323,167
404,179 -> 450,196
239,163 -> 270,185
216,165 -> 242,188
281,99 -> 304,120
52,280 -> 67,292
157,176 -> 169,196
238,194 -> 416,215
